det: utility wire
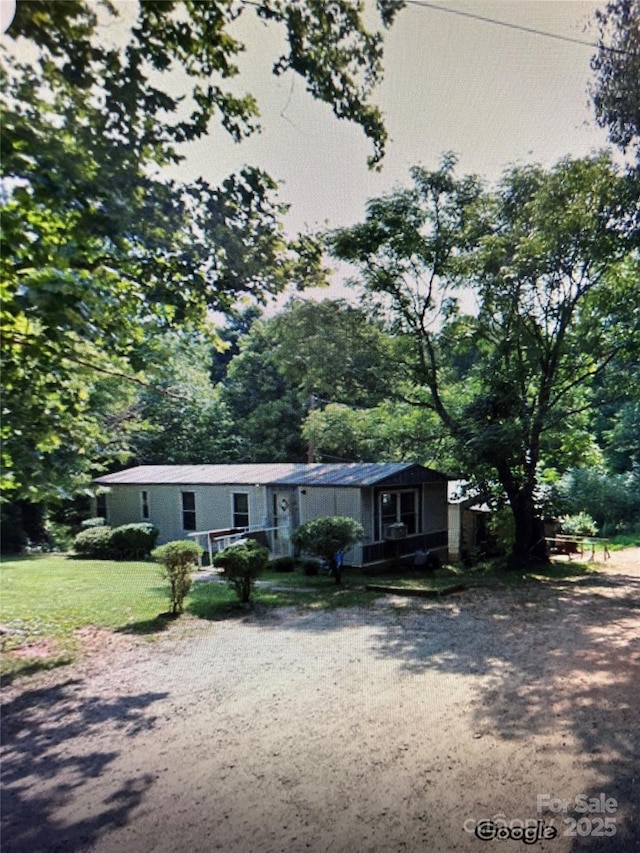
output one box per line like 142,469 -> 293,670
404,0 -> 630,55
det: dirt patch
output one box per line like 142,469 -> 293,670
7,638 -> 61,660
600,546 -> 640,575
1,551 -> 639,853
74,625 -> 153,657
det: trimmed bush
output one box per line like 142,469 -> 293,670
74,526 -> 114,559
214,540 -> 269,603
269,556 -> 296,573
109,523 -> 159,559
302,559 -> 321,576
291,516 -> 363,584
152,540 -> 203,614
80,517 -> 107,530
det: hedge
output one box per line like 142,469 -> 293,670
73,523 -> 159,560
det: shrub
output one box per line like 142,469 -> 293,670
487,508 -> 515,555
213,540 -> 269,603
560,512 -> 598,537
152,540 -> 203,614
109,523 -> 159,559
80,517 -> 107,530
302,559 -> 320,576
291,516 -> 363,584
44,520 -> 74,551
74,526 -> 114,559
559,467 -> 640,531
269,556 -> 296,573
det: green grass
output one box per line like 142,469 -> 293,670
1,550 -> 627,682
0,557 -> 384,678
0,554 -> 172,680
609,533 -> 640,549
1,554 -> 166,635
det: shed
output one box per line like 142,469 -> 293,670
447,480 -> 494,563
93,463 -> 449,567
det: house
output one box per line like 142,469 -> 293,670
93,462 -> 449,567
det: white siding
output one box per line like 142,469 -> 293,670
101,484 -> 269,544
297,486 -> 363,565
448,503 -> 462,561
97,478 -> 448,565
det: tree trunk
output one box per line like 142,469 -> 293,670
509,493 -> 548,567
242,577 -> 252,603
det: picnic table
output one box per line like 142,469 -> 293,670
546,534 -> 610,561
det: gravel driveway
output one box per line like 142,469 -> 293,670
2,552 -> 639,852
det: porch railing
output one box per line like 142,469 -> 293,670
188,525 -> 291,567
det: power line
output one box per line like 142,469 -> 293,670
404,1 -> 629,55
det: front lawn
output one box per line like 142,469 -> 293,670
1,556 -> 463,677
0,555 -> 173,679
0,551 -> 618,682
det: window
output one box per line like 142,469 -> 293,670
378,490 -> 418,538
96,493 -> 107,520
233,493 -> 249,529
141,490 -> 150,520
380,492 -> 398,535
181,491 -> 196,531
400,491 -> 417,534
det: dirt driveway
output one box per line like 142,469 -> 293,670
2,551 -> 639,853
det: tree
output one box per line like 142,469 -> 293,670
213,539 -> 270,603
210,305 -> 263,384
302,400 -> 456,467
220,298 -> 396,461
7,0 -> 403,167
130,332 -> 241,465
590,0 -> 640,163
329,154 -> 639,563
221,321 -> 309,461
1,71 -> 307,496
603,400 -> 640,473
267,298 -> 396,408
291,516 -> 363,584
0,341 -> 145,502
2,0 -> 402,499
558,467 -> 640,534
153,540 -> 203,615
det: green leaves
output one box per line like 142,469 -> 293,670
6,0 -> 397,165
259,0 -> 397,167
590,0 -> 640,162
291,516 -> 363,562
1,0 -> 401,500
213,540 -> 269,603
328,154 -> 639,555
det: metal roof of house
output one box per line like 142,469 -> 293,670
94,463 -> 448,488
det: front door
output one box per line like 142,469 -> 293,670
272,491 -> 293,557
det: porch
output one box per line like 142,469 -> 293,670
188,524 -> 293,566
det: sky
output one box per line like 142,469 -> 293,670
162,0 -> 612,306
170,1 -> 610,234
3,0 -> 613,303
